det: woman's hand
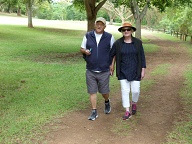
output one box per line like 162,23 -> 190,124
141,68 -> 145,80
110,56 -> 116,76
110,65 -> 114,76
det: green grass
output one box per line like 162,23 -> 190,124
0,24 -> 148,143
111,118 -> 133,136
143,43 -> 159,53
0,26 -> 85,62
165,43 -> 192,144
0,21 -> 191,143
151,64 -> 171,76
142,36 -> 160,53
165,64 -> 192,144
141,80 -> 154,92
0,25 -> 89,143
152,31 -> 189,42
0,25 -> 87,142
0,24 -> 123,143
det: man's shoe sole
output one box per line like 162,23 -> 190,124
88,115 -> 98,121
104,108 -> 111,114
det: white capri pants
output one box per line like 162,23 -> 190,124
120,80 -> 140,108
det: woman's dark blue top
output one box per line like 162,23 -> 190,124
119,41 -> 144,81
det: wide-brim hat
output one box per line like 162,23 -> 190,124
95,17 -> 106,26
118,22 -> 136,32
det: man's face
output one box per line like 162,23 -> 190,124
95,21 -> 106,34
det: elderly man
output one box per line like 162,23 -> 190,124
80,17 -> 115,121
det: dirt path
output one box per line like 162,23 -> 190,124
41,30 -> 190,144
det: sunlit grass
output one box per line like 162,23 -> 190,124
111,118 -> 133,136
143,43 -> 159,53
0,25 -> 89,143
165,43 -> 192,144
0,24 -> 124,143
151,64 -> 171,76
152,31 -> 185,42
141,80 -> 154,92
165,64 -> 192,144
0,16 -> 191,143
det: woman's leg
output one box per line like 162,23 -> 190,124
130,81 -> 140,115
120,79 -> 131,110
131,81 -> 140,103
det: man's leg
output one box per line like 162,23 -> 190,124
102,93 -> 111,114
97,71 -> 111,114
102,93 -> 109,101
88,93 -> 98,120
86,70 -> 98,120
90,93 -> 97,109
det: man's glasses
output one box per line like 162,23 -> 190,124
121,28 -> 132,32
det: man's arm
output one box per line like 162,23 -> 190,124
80,48 -> 91,55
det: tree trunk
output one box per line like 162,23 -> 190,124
135,18 -> 141,39
87,17 -> 97,31
109,18 -> 113,25
25,4 -> 28,16
131,0 -> 149,39
7,4 -> 11,13
84,0 -> 107,31
17,6 -> 21,16
191,36 -> 192,43
27,0 -> 33,28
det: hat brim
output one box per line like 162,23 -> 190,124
118,26 -> 136,32
96,20 -> 106,25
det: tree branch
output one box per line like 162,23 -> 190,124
95,0 -> 107,13
84,0 -> 96,19
140,0 -> 150,19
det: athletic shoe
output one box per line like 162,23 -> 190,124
122,111 -> 132,120
132,103 -> 137,115
104,99 -> 111,114
88,110 -> 98,121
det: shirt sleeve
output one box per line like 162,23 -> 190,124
81,35 -> 87,49
141,45 -> 146,68
110,35 -> 115,49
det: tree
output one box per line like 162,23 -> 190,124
159,6 -> 192,37
72,0 -> 172,37
73,0 -> 107,31
114,0 -> 192,39
25,0 -> 53,28
102,0 -> 133,24
26,0 -> 34,27
144,7 -> 163,29
0,0 -> 20,13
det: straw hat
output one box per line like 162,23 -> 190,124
118,22 -> 136,32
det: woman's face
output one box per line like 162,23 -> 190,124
95,21 -> 106,34
121,27 -> 133,37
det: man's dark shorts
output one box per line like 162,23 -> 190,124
86,70 -> 110,94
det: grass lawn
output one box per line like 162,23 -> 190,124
0,15 -> 191,143
165,43 -> 192,144
0,24 -> 124,143
0,25 -> 88,143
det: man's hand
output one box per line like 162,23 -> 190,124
84,49 -> 91,55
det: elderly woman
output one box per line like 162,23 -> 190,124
110,22 -> 146,120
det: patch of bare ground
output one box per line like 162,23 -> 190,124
33,52 -> 82,64
38,30 -> 190,144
